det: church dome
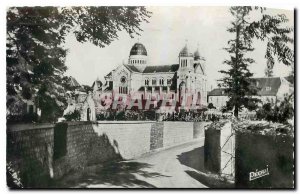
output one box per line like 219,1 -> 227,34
179,45 -> 193,57
129,43 -> 147,56
194,49 -> 201,60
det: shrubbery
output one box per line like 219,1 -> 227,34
7,112 -> 39,124
208,103 -> 216,109
63,109 -> 81,121
256,97 -> 294,124
96,110 -> 154,121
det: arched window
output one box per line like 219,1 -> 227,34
145,78 -> 149,86
159,78 -> 164,86
119,87 -> 128,94
167,77 -> 172,85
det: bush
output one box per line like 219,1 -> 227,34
208,103 -> 216,109
96,113 -> 106,121
144,110 -> 156,120
256,97 -> 294,124
7,112 -> 39,124
115,111 -> 125,120
64,109 -> 81,121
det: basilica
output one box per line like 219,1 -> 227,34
94,42 -> 207,107
65,42 -> 208,121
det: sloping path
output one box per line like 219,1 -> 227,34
60,138 -> 207,188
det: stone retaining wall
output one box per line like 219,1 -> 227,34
7,121 -> 210,187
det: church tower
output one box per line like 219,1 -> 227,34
128,42 -> 148,72
177,43 -> 194,105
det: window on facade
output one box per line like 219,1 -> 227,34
266,86 -> 271,91
167,78 -> 172,85
145,79 -> 149,86
159,78 -> 164,86
119,87 -> 128,94
152,78 -> 157,86
120,76 -> 126,84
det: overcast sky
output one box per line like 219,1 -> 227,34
64,6 -> 294,89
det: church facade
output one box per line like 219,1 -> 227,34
91,42 -> 208,113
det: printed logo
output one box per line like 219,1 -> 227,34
249,165 -> 270,181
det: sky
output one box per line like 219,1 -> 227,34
64,6 -> 294,89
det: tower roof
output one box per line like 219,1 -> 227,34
129,42 -> 147,56
194,49 -> 201,60
179,44 -> 193,57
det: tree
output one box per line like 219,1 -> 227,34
7,6 -> 151,122
256,95 -> 294,124
208,103 -> 216,109
219,7 -> 293,118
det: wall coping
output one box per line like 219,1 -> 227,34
7,121 -> 211,132
94,121 -> 156,124
7,123 -> 54,132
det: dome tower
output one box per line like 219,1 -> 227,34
178,43 -> 194,71
128,42 -> 148,66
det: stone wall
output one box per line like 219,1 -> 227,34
7,121 -> 209,187
163,122 -> 194,148
150,122 -> 164,150
7,123 -> 55,187
235,131 -> 294,188
53,122 -> 121,178
92,121 -> 153,159
204,121 -> 235,176
193,122 -> 208,138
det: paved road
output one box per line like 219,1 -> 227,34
61,138 -> 208,188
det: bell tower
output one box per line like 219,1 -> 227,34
177,41 -> 194,105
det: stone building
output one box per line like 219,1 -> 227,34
64,42 -> 208,121
91,42 -> 208,114
207,77 -> 293,110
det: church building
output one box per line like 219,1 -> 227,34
91,42 -> 208,113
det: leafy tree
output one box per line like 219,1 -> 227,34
7,6 -> 151,122
219,6 -> 293,118
208,103 -> 216,109
256,95 -> 294,124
